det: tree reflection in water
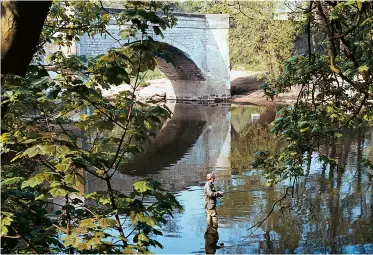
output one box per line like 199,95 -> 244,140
81,104 -> 373,254
220,122 -> 373,253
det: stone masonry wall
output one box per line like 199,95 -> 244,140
77,13 -> 230,101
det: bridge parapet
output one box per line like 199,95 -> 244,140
77,12 -> 230,101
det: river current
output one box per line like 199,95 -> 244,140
87,102 -> 373,254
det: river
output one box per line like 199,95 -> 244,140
86,102 -> 373,254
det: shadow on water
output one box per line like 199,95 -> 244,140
120,118 -> 206,176
86,102 -> 231,193
83,103 -> 373,254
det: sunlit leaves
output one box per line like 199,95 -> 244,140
252,1 -> 373,184
358,65 -> 369,73
64,173 -> 84,186
21,172 -> 60,189
62,234 -> 82,247
1,1 -> 182,254
79,218 -> 98,229
49,187 -> 69,197
133,181 -> 152,193
90,49 -> 131,86
13,144 -> 72,161
97,217 -> 116,228
1,177 -> 24,187
1,212 -> 14,235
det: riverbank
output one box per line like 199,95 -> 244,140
102,70 -> 300,105
230,70 -> 300,105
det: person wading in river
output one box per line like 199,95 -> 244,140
204,173 -> 223,227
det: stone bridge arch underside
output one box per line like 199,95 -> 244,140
77,12 -> 230,101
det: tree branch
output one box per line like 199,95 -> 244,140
243,186 -> 294,239
12,227 -> 40,254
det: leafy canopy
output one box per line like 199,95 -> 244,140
1,1 -> 183,254
254,1 -> 373,185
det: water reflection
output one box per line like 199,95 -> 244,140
86,102 -> 232,193
205,225 -> 223,254
85,103 -> 373,254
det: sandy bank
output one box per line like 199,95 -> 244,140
230,70 -> 300,105
101,70 -> 300,105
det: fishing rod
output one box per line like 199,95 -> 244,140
198,187 -> 292,195
221,187 -> 290,194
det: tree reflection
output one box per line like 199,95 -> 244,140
230,122 -> 285,172
225,112 -> 373,253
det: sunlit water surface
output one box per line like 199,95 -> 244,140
87,103 -> 373,254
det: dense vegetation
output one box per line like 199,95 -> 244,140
178,0 -> 373,184
1,1 -> 183,253
255,1 -> 373,184
176,1 -> 300,82
1,0 -> 372,253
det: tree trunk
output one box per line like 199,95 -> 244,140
1,1 -> 51,76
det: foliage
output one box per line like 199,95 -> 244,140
142,68 -> 165,82
176,1 -> 301,83
254,1 -> 373,185
1,1 -> 183,253
231,122 -> 286,173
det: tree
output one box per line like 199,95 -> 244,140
1,1 -> 183,253
1,1 -> 52,76
255,0 -> 373,184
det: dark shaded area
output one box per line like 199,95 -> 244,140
1,1 -> 52,76
156,43 -> 205,81
120,119 -> 206,175
231,75 -> 264,96
205,225 -> 223,254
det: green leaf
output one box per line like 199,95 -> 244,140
99,197 -> 111,205
0,133 -> 12,143
96,119 -> 114,131
1,225 -> 8,236
48,187 -> 69,197
1,216 -> 13,226
98,218 -> 116,228
64,173 -> 84,186
143,216 -> 156,227
50,181 -> 61,188
1,213 -> 14,235
21,175 -> 45,189
153,26 -> 164,39
358,65 -> 369,72
79,218 -> 97,228
35,194 -> 46,201
62,234 -> 82,247
334,132 -> 343,138
138,233 -> 149,242
44,145 -> 71,157
1,177 -> 24,186
76,242 -> 90,250
144,120 -> 151,130
55,159 -> 73,172
133,180 -> 152,193
22,144 -> 47,158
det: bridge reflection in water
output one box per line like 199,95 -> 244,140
86,102 -> 232,193
57,103 -> 372,254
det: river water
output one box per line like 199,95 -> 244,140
87,102 -> 373,254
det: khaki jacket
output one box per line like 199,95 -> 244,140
204,181 -> 218,210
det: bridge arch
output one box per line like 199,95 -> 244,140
77,13 -> 230,101
155,43 -> 205,81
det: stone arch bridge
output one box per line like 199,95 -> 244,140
77,12 -> 230,101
